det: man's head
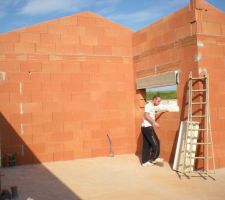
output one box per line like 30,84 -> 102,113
152,95 -> 161,106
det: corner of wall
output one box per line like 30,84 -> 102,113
190,0 -> 206,10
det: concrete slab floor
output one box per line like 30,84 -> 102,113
1,155 -> 225,200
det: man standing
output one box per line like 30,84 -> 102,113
141,95 -> 166,167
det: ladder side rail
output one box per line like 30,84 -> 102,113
207,75 -> 216,174
183,73 -> 192,173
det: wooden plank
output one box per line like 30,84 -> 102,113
173,121 -> 199,172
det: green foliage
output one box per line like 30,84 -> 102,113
146,90 -> 177,100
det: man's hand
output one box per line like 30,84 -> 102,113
154,122 -> 160,128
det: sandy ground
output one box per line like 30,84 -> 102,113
1,154 -> 225,200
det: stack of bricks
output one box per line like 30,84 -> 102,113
0,12 -> 136,164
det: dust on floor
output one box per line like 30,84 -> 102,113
1,155 -> 225,200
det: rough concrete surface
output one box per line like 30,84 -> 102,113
1,155 -> 225,200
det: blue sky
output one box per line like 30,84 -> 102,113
0,0 -> 225,34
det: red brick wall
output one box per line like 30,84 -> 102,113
0,0 -> 224,168
0,12 -> 136,164
134,0 -> 225,169
133,5 -> 199,163
195,1 -> 225,168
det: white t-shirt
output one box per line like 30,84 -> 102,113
141,102 -> 161,127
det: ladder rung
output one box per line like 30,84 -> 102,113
186,142 -> 212,145
188,129 -> 207,131
186,136 -> 198,139
185,150 -> 196,153
187,156 -> 213,159
192,89 -> 207,92
192,115 -> 207,118
191,77 -> 207,80
191,102 -> 207,105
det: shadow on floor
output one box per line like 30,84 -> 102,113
0,112 -> 82,200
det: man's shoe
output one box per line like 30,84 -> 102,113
152,158 -> 164,164
142,162 -> 154,167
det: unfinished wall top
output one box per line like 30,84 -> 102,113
0,11 -> 133,56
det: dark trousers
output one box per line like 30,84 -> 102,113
141,126 -> 160,163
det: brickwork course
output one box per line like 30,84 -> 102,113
0,0 -> 224,168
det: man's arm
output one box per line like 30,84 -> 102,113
155,110 -> 169,115
144,112 -> 159,128
155,105 -> 169,114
